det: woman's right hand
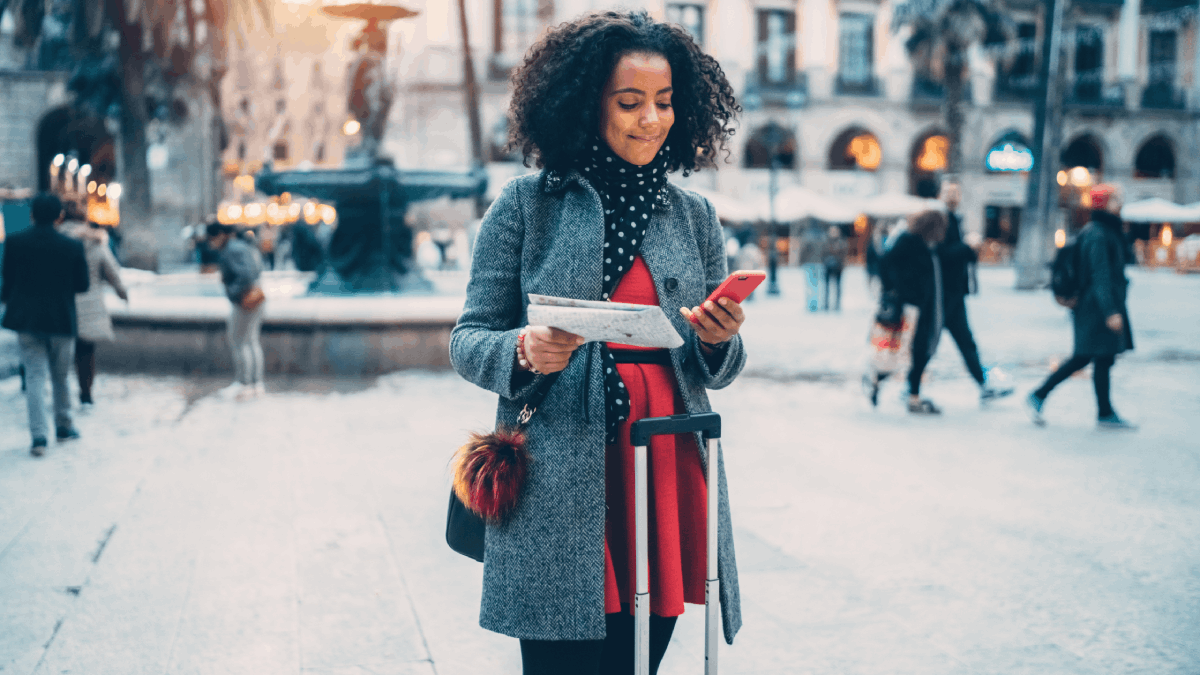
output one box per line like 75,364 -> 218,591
521,326 -> 586,374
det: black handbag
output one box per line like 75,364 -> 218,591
875,289 -> 903,328
445,371 -> 561,562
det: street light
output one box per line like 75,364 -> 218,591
758,124 -> 792,296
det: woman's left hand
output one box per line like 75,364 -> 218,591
680,297 -> 745,347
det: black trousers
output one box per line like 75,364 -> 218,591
75,339 -> 97,403
1034,354 -> 1116,418
823,265 -> 843,311
520,611 -> 678,675
943,298 -> 986,386
907,298 -> 985,397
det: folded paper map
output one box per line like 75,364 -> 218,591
526,294 -> 684,349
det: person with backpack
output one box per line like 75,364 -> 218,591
1027,184 -> 1136,429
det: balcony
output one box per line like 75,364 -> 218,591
742,71 -> 808,110
1141,82 -> 1187,110
910,75 -> 974,106
994,72 -> 1040,102
835,74 -> 881,97
1065,69 -> 1125,111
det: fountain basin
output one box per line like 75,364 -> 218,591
98,271 -> 464,375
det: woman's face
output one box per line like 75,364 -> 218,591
598,52 -> 675,166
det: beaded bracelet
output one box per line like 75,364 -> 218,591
516,327 -> 542,375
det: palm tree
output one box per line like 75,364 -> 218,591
0,0 -> 270,270
895,0 -> 1012,178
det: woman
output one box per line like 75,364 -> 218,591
450,10 -> 744,673
880,209 -> 948,415
67,222 -> 128,406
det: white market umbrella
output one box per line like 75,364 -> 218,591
687,188 -> 758,223
859,192 -> 944,218
768,185 -> 860,223
1121,198 -> 1200,223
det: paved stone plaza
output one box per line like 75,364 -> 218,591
1,266 -> 1198,675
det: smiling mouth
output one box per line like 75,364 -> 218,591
630,135 -> 659,143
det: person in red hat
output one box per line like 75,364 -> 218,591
1027,183 -> 1137,429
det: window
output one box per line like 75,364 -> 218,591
237,141 -> 247,161
1073,25 -> 1104,101
273,140 -> 289,162
1143,30 -> 1180,108
666,3 -> 704,46
756,9 -> 796,85
275,99 -> 287,114
838,13 -> 874,93
314,142 -> 326,164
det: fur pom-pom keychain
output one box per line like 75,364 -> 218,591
451,425 -> 533,523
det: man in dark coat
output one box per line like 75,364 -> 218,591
939,181 -> 1013,403
1027,184 -> 1136,429
1,193 -> 90,455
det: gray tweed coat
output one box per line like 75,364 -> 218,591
450,168 -> 745,644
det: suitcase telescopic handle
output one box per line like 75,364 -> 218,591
629,412 -> 722,446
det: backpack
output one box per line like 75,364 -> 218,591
1050,237 -> 1082,308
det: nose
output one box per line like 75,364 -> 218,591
641,103 -> 658,126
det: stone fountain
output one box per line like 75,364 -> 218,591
256,0 -> 486,294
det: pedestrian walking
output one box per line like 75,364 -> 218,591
206,223 -> 266,400
880,209 -> 947,414
938,181 -> 1013,403
0,193 -> 89,455
1027,184 -> 1137,429
66,222 -> 129,407
822,225 -> 848,311
450,10 -> 746,673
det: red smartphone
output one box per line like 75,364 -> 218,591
706,270 -> 766,305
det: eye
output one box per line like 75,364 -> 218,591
657,102 -> 673,110
618,102 -> 639,111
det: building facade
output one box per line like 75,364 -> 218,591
370,0 -> 1200,258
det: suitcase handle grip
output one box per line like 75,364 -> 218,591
629,412 -> 721,446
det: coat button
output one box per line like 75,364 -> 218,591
665,278 -> 679,292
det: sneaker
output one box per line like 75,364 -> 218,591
215,383 -> 244,400
1098,414 -> 1138,431
31,438 -> 47,457
980,386 -> 1015,404
56,426 -> 81,441
907,398 -> 942,415
1026,393 -> 1046,426
235,384 -> 261,402
253,382 -> 266,397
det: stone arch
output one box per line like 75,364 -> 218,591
744,122 -> 797,169
35,106 -> 115,191
909,127 -> 949,196
828,125 -> 881,171
1133,133 -> 1175,179
984,129 -> 1035,173
1060,133 -> 1105,173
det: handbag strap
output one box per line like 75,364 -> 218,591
516,371 -> 562,425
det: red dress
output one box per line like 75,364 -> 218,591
603,256 -> 707,617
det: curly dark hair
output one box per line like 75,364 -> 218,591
506,10 -> 740,176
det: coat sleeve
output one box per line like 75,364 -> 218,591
688,196 -> 746,390
1083,230 -> 1118,319
99,246 -> 128,298
450,180 -> 544,401
0,239 -> 12,304
882,235 -> 918,305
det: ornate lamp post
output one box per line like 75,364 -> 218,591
758,124 -> 791,296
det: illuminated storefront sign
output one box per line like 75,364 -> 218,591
986,142 -> 1034,172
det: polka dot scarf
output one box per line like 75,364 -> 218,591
577,136 -> 670,444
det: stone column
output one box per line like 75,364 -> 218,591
1118,0 -> 1142,109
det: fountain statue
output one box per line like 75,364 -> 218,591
256,0 -> 486,293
